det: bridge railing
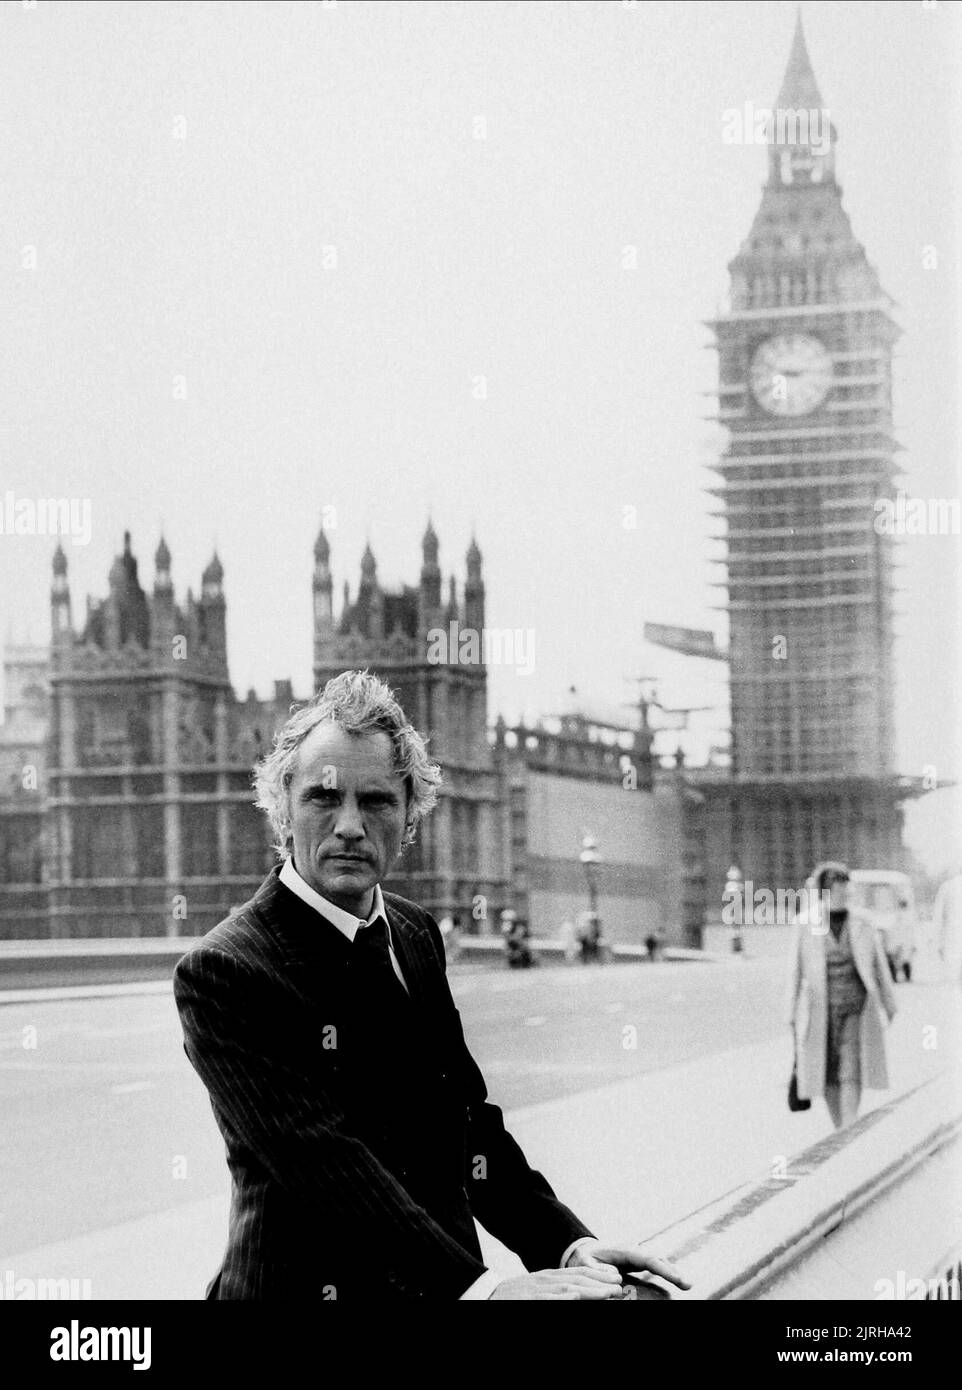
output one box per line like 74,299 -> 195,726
643,1068 -> 962,1300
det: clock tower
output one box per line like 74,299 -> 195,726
707,12 -> 905,889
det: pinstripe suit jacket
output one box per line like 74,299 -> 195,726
174,865 -> 593,1301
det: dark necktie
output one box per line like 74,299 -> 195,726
352,917 -> 407,999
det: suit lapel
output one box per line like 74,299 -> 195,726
251,866 -> 352,975
384,899 -> 443,1018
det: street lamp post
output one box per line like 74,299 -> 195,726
724,864 -> 744,955
579,835 -> 602,962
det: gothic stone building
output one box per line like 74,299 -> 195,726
0,527 -> 512,938
0,642 -> 48,934
0,525 -> 696,943
39,534 -> 283,938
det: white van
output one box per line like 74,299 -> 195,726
849,870 -> 917,982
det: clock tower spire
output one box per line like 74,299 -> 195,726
767,9 -> 836,189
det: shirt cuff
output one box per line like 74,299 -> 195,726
460,1269 -> 507,1300
560,1236 -> 596,1268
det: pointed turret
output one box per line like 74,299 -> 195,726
198,551 -> 227,663
151,535 -> 176,654
336,578 -> 354,636
51,543 -> 72,645
312,523 -> 334,638
102,532 -> 149,649
419,518 -> 442,623
444,574 -> 459,626
154,535 -> 172,593
465,534 -> 484,632
422,517 -> 439,561
201,552 -> 224,597
358,543 -> 383,637
775,8 -> 824,113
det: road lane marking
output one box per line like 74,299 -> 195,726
83,1022 -> 170,1039
110,1081 -> 155,1094
0,1061 -> 180,1077
0,981 -> 173,1006
524,1016 -> 547,1027
480,1060 -> 625,1074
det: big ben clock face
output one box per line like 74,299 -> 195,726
750,333 -> 832,416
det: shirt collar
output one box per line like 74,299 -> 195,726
279,856 -> 388,944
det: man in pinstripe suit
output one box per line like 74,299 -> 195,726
174,670 -> 688,1302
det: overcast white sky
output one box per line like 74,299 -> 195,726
1,1 -> 959,862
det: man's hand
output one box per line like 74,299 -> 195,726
489,1266 -> 622,1300
565,1239 -> 691,1293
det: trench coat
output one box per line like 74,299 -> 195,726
784,906 -> 898,1101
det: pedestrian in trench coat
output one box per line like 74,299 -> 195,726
785,862 -> 898,1127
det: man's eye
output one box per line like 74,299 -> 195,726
311,790 -> 338,802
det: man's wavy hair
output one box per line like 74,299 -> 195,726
253,669 -> 442,858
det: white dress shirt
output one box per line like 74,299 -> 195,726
279,856 -> 408,991
279,856 -> 591,1297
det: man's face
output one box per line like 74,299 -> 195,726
288,723 -> 409,916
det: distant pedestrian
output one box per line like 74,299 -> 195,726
578,912 -> 602,965
501,910 -> 533,969
644,930 -> 662,962
785,861 -> 898,1130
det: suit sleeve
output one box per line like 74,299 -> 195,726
417,916 -> 595,1269
174,943 -> 488,1298
458,1025 -> 595,1268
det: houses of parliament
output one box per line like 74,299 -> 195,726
0,526 -> 696,942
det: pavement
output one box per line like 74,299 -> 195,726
1,948 -> 959,1299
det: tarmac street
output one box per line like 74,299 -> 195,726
0,949 -> 958,1298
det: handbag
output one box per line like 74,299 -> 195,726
788,1063 -> 811,1112
788,1023 -> 811,1112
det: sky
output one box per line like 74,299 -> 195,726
1,0 -> 959,864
